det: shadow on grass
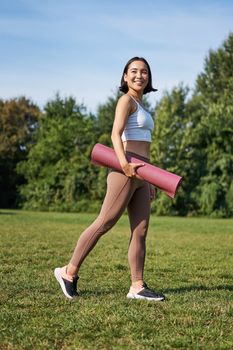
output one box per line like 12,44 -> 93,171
78,285 -> 233,298
163,284 -> 233,294
80,288 -> 122,298
0,211 -> 17,215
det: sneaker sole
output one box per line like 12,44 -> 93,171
54,267 -> 74,299
127,292 -> 165,301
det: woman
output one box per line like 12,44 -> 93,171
54,57 -> 165,301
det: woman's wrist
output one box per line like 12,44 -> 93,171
122,163 -> 132,177
120,160 -> 129,169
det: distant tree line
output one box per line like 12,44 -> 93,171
1,33 -> 232,217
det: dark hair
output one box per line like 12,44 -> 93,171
119,57 -> 157,95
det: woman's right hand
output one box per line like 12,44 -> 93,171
122,162 -> 145,179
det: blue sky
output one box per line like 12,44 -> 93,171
0,0 -> 232,113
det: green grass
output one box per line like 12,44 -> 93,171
0,210 -> 233,350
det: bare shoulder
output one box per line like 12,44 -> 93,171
117,94 -> 134,113
118,94 -> 132,105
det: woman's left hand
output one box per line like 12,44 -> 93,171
150,184 -> 156,201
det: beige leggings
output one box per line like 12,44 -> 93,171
70,159 -> 151,282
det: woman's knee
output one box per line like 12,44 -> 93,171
132,221 -> 149,238
94,215 -> 118,237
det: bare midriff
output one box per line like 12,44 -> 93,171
123,140 -> 151,159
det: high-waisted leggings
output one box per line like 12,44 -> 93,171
70,158 -> 151,282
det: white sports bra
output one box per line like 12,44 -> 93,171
121,96 -> 154,142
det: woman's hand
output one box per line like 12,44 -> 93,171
122,162 -> 145,180
149,184 -> 156,201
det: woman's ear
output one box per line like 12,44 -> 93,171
123,73 -> 128,82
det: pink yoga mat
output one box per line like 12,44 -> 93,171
91,143 -> 182,198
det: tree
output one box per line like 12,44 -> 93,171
0,97 -> 40,208
150,84 -> 190,215
151,33 -> 233,217
17,95 -> 99,211
196,32 -> 233,104
192,32 -> 233,217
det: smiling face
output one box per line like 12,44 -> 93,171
123,60 -> 149,94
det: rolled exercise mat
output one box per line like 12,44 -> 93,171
91,143 -> 182,198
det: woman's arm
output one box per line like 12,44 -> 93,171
111,94 -> 131,168
111,95 -> 144,177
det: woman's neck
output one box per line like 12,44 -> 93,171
127,91 -> 143,102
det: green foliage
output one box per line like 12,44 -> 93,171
151,84 -> 190,216
0,97 -> 40,208
192,33 -> 233,217
196,33 -> 233,103
151,84 -> 189,169
151,33 -> 233,217
17,95 -> 100,211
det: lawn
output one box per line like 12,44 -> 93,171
0,210 -> 233,350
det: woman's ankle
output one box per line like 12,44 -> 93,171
130,280 -> 144,293
67,263 -> 78,277
61,265 -> 77,281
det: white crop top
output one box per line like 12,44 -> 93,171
121,96 -> 154,142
